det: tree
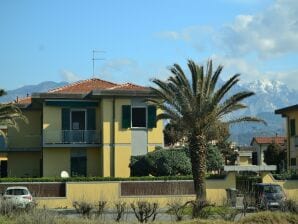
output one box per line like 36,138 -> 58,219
163,121 -> 185,147
149,59 -> 264,203
264,143 -> 286,172
206,144 -> 224,172
0,89 -> 27,137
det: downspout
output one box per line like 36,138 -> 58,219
287,116 -> 291,170
112,97 -> 115,177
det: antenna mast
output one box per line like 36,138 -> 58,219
92,50 -> 106,77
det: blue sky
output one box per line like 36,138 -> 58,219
1,0 -> 298,90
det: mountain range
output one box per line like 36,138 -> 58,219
0,79 -> 294,145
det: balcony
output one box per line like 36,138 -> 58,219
43,130 -> 100,146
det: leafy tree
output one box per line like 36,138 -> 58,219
264,143 -> 286,172
163,121 -> 185,147
206,144 -> 224,172
149,59 -> 264,203
0,89 -> 27,137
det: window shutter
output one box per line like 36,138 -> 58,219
290,119 -> 296,136
61,108 -> 70,130
147,105 -> 157,128
87,108 -> 96,130
122,105 -> 131,129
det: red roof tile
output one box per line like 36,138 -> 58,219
252,136 -> 287,145
16,96 -> 32,104
48,78 -> 118,93
16,78 -> 150,105
108,82 -> 150,91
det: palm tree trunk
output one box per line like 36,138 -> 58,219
189,133 -> 207,202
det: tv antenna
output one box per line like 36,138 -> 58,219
92,50 -> 106,77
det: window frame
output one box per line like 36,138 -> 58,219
131,106 -> 147,129
70,109 -> 87,130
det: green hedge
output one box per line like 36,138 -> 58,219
0,174 -> 226,183
272,173 -> 298,180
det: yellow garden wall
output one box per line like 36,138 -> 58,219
36,173 -> 236,209
261,172 -> 298,201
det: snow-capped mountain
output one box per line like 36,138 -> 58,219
229,79 -> 297,145
239,79 -> 297,115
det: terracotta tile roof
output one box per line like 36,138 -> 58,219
16,78 -> 150,105
48,78 -> 118,94
252,136 -> 287,145
16,96 -> 32,105
108,82 -> 150,91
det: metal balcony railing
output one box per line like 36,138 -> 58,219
43,130 -> 100,144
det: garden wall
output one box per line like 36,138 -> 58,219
36,172 -> 236,209
261,172 -> 298,201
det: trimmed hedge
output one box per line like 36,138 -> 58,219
0,174 -> 226,183
272,173 -> 298,180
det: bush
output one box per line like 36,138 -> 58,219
130,155 -> 151,176
15,208 -> 57,224
239,211 -> 298,224
130,148 -> 191,176
131,201 -> 159,223
73,201 -> 94,218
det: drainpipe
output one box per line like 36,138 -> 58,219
287,116 -> 291,169
111,97 -> 115,177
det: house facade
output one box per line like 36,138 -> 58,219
3,78 -> 164,178
276,105 -> 298,172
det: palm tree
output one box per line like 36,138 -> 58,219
149,59 -> 264,203
0,89 -> 27,137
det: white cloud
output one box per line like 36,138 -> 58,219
60,70 -> 81,83
156,26 -> 214,51
218,0 -> 298,58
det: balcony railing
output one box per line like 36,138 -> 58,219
43,130 -> 100,145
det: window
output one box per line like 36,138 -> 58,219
290,119 -> 296,136
132,107 -> 146,128
291,158 -> 297,166
121,105 -> 157,129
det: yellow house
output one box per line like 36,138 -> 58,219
276,105 -> 298,172
5,78 -> 163,178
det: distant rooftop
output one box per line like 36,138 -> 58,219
251,136 -> 286,145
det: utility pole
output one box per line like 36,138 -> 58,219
92,50 -> 106,77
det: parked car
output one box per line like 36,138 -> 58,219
2,186 -> 33,208
253,183 -> 286,209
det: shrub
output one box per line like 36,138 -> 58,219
95,200 -> 107,218
73,200 -> 94,218
131,201 -> 159,223
130,148 -> 192,176
281,199 -> 298,214
167,200 -> 188,221
130,155 -> 151,176
239,211 -> 298,224
15,208 -> 57,224
113,201 -> 127,222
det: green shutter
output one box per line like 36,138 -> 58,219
61,108 -> 70,130
87,108 -> 96,130
290,119 -> 296,136
147,105 -> 157,128
122,105 -> 131,129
